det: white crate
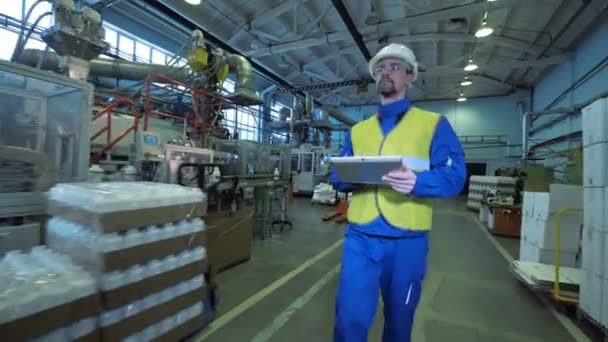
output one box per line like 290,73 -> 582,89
520,239 -> 578,267
583,142 -> 608,187
534,185 -> 583,221
588,273 -> 605,323
582,97 -> 608,147
603,279 -> 608,328
580,269 -> 592,315
522,191 -> 535,218
605,232 -> 608,281
527,214 -> 582,252
584,187 -> 607,232
582,224 -> 593,271
592,228 -> 606,277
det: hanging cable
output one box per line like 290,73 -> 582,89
11,12 -> 53,62
11,0 -> 51,61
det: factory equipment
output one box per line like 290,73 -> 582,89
0,60 -> 92,219
291,145 -> 338,195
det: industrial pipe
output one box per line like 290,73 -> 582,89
321,107 -> 358,127
17,49 -> 190,83
225,54 -> 262,105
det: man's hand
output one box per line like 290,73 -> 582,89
382,165 -> 417,194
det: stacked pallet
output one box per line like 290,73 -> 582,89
45,182 -> 210,341
519,185 -> 583,267
0,246 -> 100,341
580,97 -> 608,328
467,176 -> 517,211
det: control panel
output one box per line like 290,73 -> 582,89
132,131 -> 163,162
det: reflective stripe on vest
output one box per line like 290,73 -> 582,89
347,107 -> 440,231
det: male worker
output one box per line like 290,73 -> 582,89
331,43 -> 467,342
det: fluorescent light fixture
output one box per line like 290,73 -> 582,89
460,80 -> 472,86
464,59 -> 478,71
475,21 -> 494,38
184,0 -> 201,5
457,96 -> 467,102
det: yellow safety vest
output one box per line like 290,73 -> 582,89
348,107 -> 440,231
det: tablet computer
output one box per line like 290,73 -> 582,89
330,156 -> 404,184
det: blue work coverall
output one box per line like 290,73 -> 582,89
331,97 -> 466,342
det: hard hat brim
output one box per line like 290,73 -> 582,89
368,53 -> 416,77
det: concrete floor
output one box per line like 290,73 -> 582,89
196,197 -> 590,342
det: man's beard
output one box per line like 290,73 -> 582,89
378,78 -> 397,97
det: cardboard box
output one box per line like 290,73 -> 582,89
534,185 -> 583,221
583,142 -> 608,187
530,213 -> 583,252
101,287 -> 206,341
592,229 -> 606,277
47,200 -> 206,234
152,314 -> 206,342
603,279 -> 608,328
522,192 -> 535,217
584,187 -> 607,232
489,205 -> 521,238
102,232 -> 205,272
102,259 -> 206,310
520,239 -> 578,267
205,211 -> 253,274
78,330 -> 101,342
587,273 -> 604,322
582,224 -> 593,271
579,270 -> 592,314
0,293 -> 100,341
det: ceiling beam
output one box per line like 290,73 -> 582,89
278,53 -> 568,93
248,31 -> 552,58
331,0 -> 372,61
421,53 -> 570,77
360,0 -> 527,35
227,0 -> 309,44
300,3 -> 333,39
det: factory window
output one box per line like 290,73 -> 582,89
151,49 -> 165,65
0,0 -> 53,61
118,35 -> 134,60
135,41 -> 150,63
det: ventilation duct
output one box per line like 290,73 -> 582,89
17,49 -> 189,83
321,107 -> 357,127
224,54 -> 263,105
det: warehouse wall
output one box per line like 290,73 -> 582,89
528,12 -> 608,155
336,91 -> 529,175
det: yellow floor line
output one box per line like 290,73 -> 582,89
195,238 -> 344,341
466,212 -> 591,342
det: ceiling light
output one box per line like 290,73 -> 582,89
475,21 -> 494,38
464,58 -> 478,71
457,92 -> 467,102
184,0 -> 201,5
460,79 -> 472,86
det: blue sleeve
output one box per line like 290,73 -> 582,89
411,116 -> 467,198
330,129 -> 358,192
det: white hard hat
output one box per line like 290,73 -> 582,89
368,43 -> 418,81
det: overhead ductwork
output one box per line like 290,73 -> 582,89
319,107 -> 357,127
18,49 -> 263,106
17,49 -> 190,83
224,54 -> 263,105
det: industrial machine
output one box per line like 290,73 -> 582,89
5,0 -> 300,244
291,145 -> 338,195
0,60 -> 93,218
